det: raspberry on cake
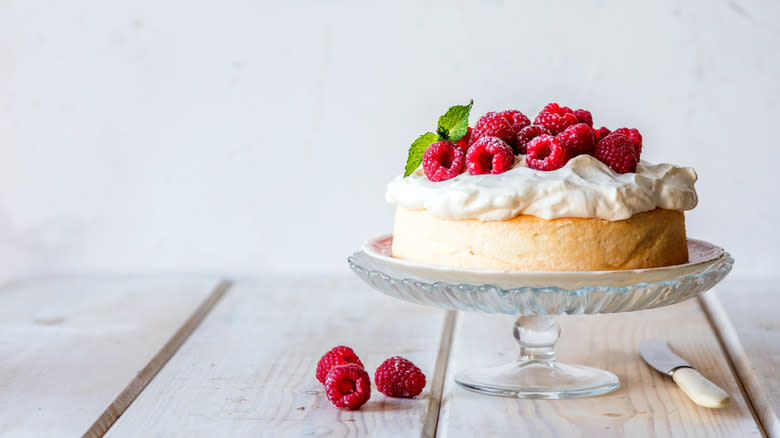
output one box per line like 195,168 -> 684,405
593,126 -> 612,142
392,100 -> 698,271
574,109 -> 593,127
526,134 -> 570,171
594,133 -> 639,174
470,112 -> 515,147
612,127 -> 643,156
466,137 -> 514,175
496,110 -> 531,133
515,125 -> 551,155
557,123 -> 595,157
423,141 -> 465,182
534,103 -> 579,135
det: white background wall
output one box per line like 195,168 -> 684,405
0,0 -> 778,282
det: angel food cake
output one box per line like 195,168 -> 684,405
387,101 -> 698,271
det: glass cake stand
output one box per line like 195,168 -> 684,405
347,235 -> 733,399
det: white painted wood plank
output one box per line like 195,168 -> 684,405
0,275 -> 221,437
438,299 -> 762,438
701,277 -> 780,437
106,277 -> 452,438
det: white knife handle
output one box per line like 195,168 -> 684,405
671,367 -> 730,408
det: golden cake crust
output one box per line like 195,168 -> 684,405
391,207 -> 688,271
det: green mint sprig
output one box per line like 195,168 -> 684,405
403,100 -> 473,177
404,132 -> 438,177
437,100 -> 473,142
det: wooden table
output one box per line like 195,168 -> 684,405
0,275 -> 776,437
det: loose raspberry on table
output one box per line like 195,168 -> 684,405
533,103 -> 578,135
594,133 -> 638,173
423,141 -> 466,182
466,137 -> 515,175
454,127 -> 472,154
325,364 -> 371,410
574,109 -> 593,127
525,134 -> 570,171
497,110 -> 531,133
515,125 -> 551,155
470,112 -> 515,147
593,126 -> 611,142
316,346 -> 364,384
374,356 -> 426,398
612,127 -> 643,157
557,123 -> 595,157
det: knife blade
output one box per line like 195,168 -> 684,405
639,340 -> 730,408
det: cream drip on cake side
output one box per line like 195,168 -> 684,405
386,154 -> 697,221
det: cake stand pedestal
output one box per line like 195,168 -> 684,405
455,315 -> 618,398
348,235 -> 733,399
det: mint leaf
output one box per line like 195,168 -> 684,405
437,99 -> 473,142
404,132 -> 438,177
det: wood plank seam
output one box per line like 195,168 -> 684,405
82,279 -> 233,438
422,310 -> 457,438
698,294 -> 769,438
435,300 -> 761,437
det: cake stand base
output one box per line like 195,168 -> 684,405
454,315 -> 619,399
456,361 -> 619,399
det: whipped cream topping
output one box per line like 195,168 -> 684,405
386,154 -> 698,221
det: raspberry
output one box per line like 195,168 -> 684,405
423,141 -> 466,182
574,109 -> 593,127
515,125 -> 551,155
556,123 -> 595,157
470,112 -> 515,147
325,364 -> 371,409
473,112 -> 505,132
533,103 -> 578,135
525,134 -> 570,171
374,356 -> 426,398
612,128 -> 643,157
466,137 -> 515,175
497,110 -> 531,132
316,346 -> 364,384
593,126 -> 611,142
594,133 -> 638,174
454,127 -> 471,154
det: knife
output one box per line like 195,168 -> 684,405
639,340 -> 730,408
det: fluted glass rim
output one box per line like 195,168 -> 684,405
347,249 -> 734,314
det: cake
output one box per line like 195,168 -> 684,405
386,101 -> 698,271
